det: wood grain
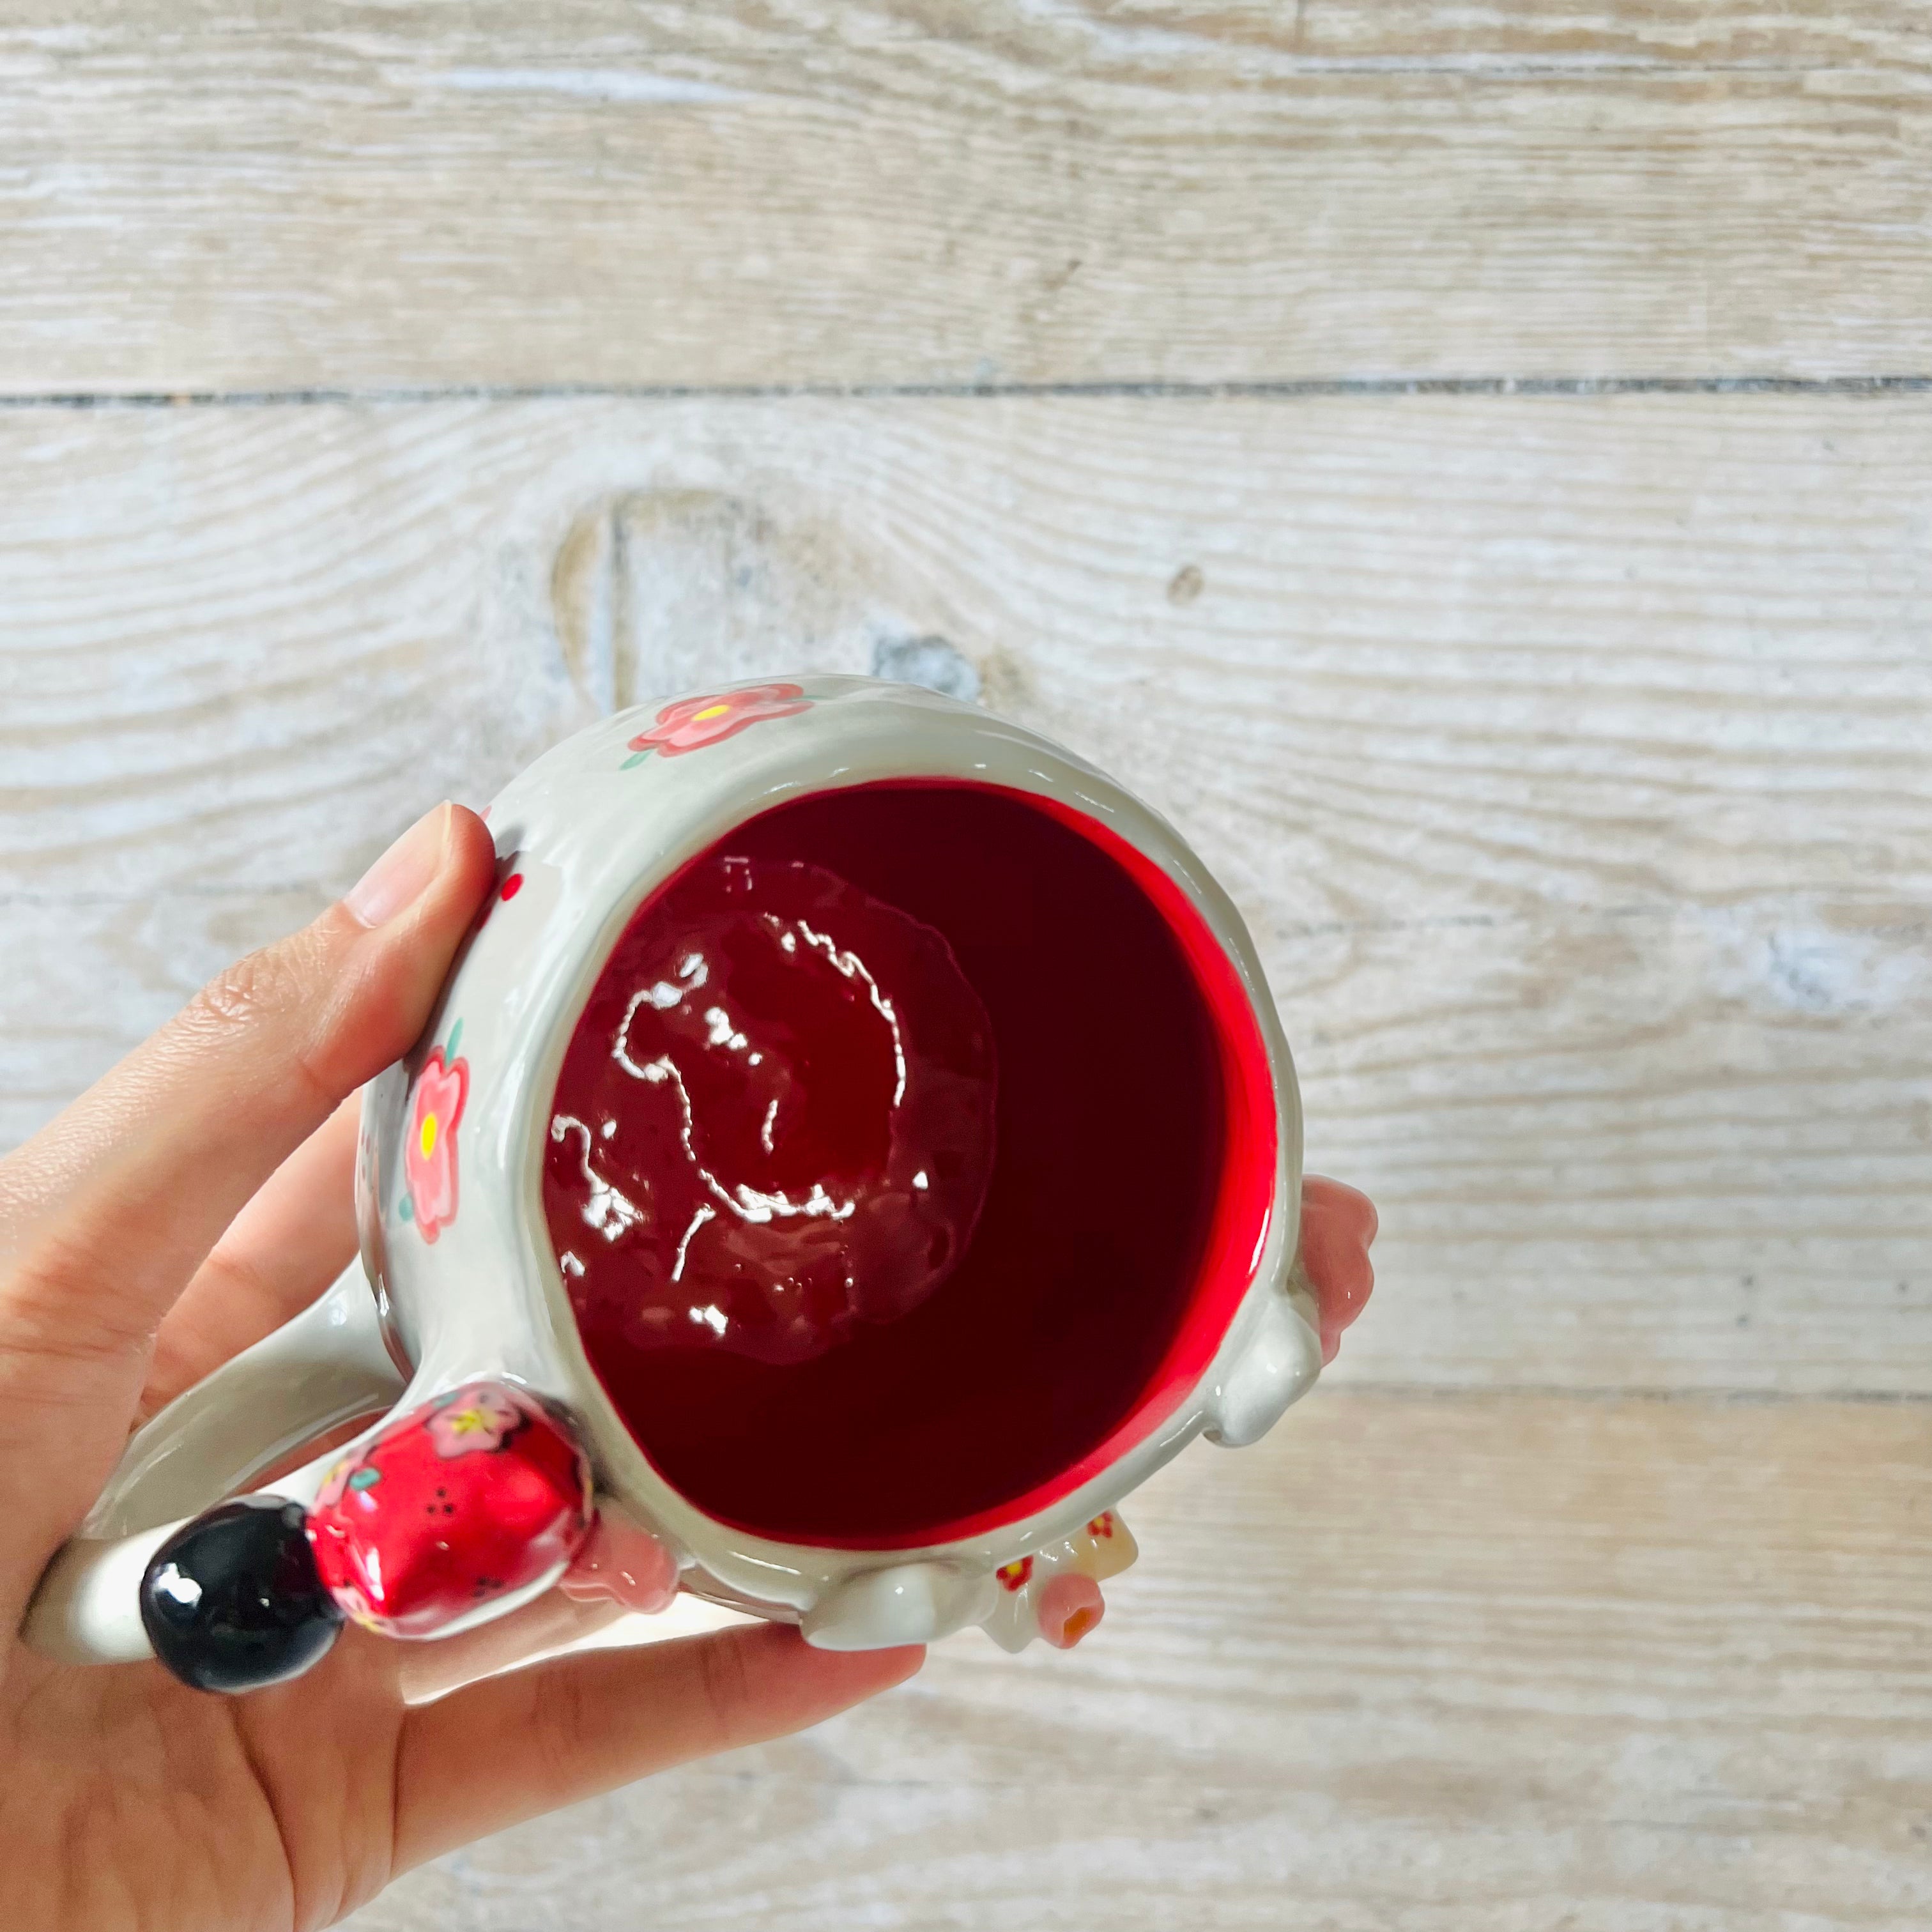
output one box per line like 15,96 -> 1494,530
344,1390 -> 1932,1931
9,8 -> 1931,1920
12,887 -> 1927,1396
4,393 -> 1926,1394
7,394 -> 1928,908
2,4 -> 1929,393
1254,0 -> 1932,66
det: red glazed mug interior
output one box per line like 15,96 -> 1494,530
544,780 -> 1278,1549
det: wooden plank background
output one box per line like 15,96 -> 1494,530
1,3 -> 1928,1925
3,4 -> 1931,390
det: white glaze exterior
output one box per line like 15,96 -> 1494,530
28,676 -> 1322,1663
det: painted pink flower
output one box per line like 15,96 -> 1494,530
625,684 -> 810,762
404,1046 -> 468,1241
427,1383 -> 525,1459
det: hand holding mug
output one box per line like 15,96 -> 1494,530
28,681 -> 1376,1680
0,802 -> 919,1931
4,680 -> 1376,1931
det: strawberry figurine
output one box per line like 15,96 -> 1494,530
308,1382 -> 592,1637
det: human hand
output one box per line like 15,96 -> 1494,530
0,803 -> 920,1932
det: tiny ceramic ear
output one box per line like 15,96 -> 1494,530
1207,1287 -> 1322,1448
307,1382 -> 592,1637
802,1561 -> 994,1650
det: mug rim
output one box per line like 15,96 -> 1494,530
388,679 -> 1309,1618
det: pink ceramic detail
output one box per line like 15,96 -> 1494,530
560,1510 -> 681,1613
1298,1176 -> 1378,1365
627,684 -> 810,760
982,1509 -> 1139,1652
1037,1573 -> 1106,1650
404,1047 -> 468,1242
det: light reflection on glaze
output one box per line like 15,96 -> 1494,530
615,1050 -> 861,1229
547,1114 -> 643,1241
543,856 -> 997,1367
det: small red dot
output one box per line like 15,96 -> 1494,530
499,873 -> 524,901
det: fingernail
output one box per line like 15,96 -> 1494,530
345,804 -> 452,928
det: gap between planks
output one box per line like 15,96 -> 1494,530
3,375 -> 1931,410
346,1386 -> 1932,1932
4,392 -> 1925,1397
1331,1381 -> 1932,1407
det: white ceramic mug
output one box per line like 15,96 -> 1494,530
27,677 -> 1373,1690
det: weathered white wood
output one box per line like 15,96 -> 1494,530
3,394 -> 1927,1395
344,1390 -> 1932,1931
1288,0 -> 1931,65
6,5 -> 1929,1918
6,395 -> 1928,907
2,5 -> 1929,392
12,886 -> 1926,1397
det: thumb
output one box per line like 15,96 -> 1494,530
0,804 -> 494,1597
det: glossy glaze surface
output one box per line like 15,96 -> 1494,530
545,781 -> 1248,1547
307,1383 -> 592,1637
30,678 -> 1322,1675
141,1498 -> 343,1693
545,855 -> 997,1368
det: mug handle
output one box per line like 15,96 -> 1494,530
22,1262 -> 404,1666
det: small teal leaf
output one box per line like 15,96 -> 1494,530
620,749 -> 651,770
348,1467 -> 381,1491
398,1195 -> 414,1223
445,1018 -> 463,1060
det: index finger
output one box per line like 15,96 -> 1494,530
390,1627 -> 924,1873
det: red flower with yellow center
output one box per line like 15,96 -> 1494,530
427,1385 -> 523,1458
623,684 -> 811,764
404,1046 -> 468,1242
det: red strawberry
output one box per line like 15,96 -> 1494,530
308,1383 -> 591,1637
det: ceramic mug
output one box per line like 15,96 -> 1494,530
26,676 -> 1375,1692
